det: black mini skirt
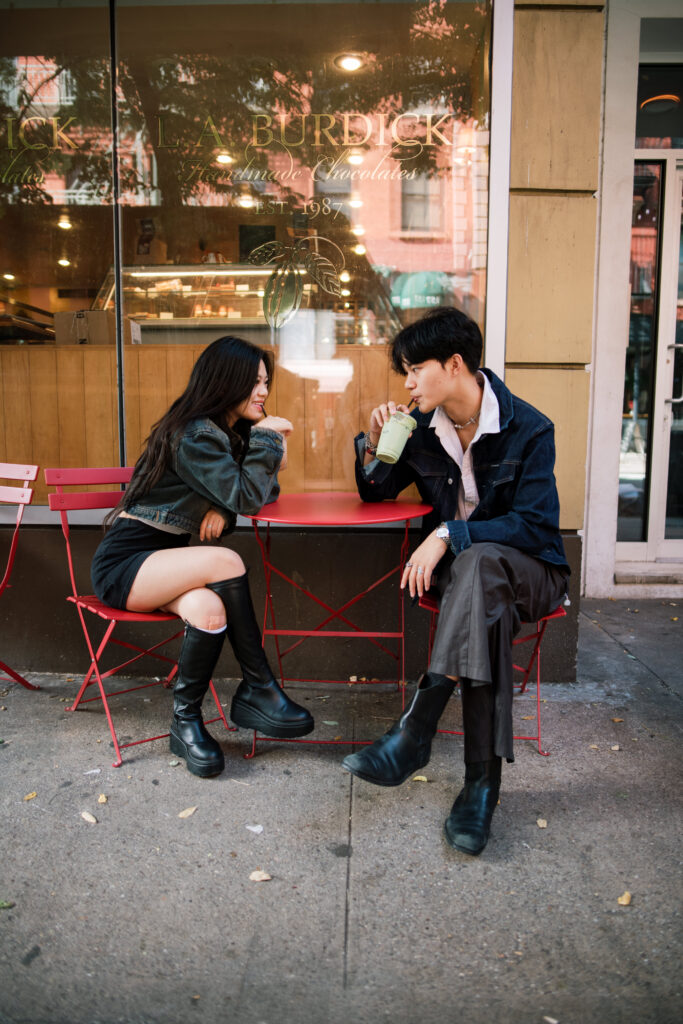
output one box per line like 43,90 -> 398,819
91,517 -> 191,610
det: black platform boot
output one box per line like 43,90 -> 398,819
444,757 -> 502,855
169,624 -> 226,778
341,673 -> 456,786
207,575 -> 314,738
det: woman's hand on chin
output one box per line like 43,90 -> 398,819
253,415 -> 293,437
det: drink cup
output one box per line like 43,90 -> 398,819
376,410 -> 417,464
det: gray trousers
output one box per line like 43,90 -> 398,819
428,543 -> 567,763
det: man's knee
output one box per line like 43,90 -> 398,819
451,543 -> 507,579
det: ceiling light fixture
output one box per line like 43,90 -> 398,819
339,270 -> 351,283
640,93 -> 680,114
57,212 -> 72,230
334,53 -> 363,72
3,272 -> 15,281
216,150 -> 234,165
57,258 -> 71,267
347,149 -> 364,166
353,243 -> 366,256
348,194 -> 363,208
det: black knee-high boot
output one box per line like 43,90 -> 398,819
206,574 -> 314,738
341,672 -> 456,786
444,757 -> 502,855
169,624 -> 226,778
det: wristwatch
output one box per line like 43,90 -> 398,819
435,522 -> 449,543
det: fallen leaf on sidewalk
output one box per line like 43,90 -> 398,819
543,1017 -> 559,1024
611,744 -> 621,751
249,870 -> 272,882
322,721 -> 338,726
178,806 -> 197,819
618,891 -> 632,906
97,794 -> 107,804
672,617 -> 679,622
412,775 -> 428,782
589,744 -> 599,749
81,811 -> 97,824
0,900 -> 16,910
168,760 -> 180,767
246,824 -> 264,835
611,718 -> 624,723
23,792 -> 37,801
536,818 -> 548,829
521,715 -> 534,720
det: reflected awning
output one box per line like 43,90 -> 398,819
390,271 -> 454,310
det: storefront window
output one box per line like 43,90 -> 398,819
1,1 -> 492,498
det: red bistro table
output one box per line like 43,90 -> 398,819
243,491 -> 432,756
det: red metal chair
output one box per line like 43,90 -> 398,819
45,467 -> 230,767
0,462 -> 40,690
418,592 -> 567,756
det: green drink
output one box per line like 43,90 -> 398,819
376,411 -> 417,464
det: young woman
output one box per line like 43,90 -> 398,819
91,335 -> 313,778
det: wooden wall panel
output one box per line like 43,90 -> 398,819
1,349 -> 32,477
511,8 -> 604,191
506,367 -> 589,530
83,350 -> 117,470
507,193 -> 597,364
332,348 -> 360,491
273,362 -> 306,493
28,349 -> 60,503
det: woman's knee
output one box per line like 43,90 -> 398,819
208,547 -> 245,581
176,589 -> 227,631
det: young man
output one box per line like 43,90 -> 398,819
342,307 -> 569,855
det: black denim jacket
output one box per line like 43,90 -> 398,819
354,369 -> 569,573
126,417 -> 283,535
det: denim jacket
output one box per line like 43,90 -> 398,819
355,369 -> 569,573
126,417 -> 283,535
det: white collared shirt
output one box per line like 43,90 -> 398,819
430,371 -> 501,521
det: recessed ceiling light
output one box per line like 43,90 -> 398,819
351,224 -> 365,236
57,213 -> 72,230
353,244 -> 366,256
216,151 -> 234,165
3,272 -> 15,281
348,194 -> 363,208
58,258 -> 71,267
347,149 -> 364,166
335,53 -> 363,72
640,93 -> 680,114
339,270 -> 351,282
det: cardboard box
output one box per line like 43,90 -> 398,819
54,310 -> 132,345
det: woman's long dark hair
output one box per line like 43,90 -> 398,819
109,336 -> 273,521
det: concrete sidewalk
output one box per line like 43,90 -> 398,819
1,599 -> 681,1024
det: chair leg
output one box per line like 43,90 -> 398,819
0,660 -> 40,691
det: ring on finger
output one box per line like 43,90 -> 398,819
416,566 -> 425,574
406,561 -> 414,567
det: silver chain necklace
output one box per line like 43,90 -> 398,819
449,409 -> 481,430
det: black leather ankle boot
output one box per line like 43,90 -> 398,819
207,575 -> 314,738
444,757 -> 502,855
341,673 -> 456,786
169,624 -> 226,778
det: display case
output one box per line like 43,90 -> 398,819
91,263 -> 401,346
92,264 -> 277,345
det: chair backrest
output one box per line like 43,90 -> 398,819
0,462 -> 39,597
45,467 -> 133,597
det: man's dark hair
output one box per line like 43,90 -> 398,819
391,306 -> 483,376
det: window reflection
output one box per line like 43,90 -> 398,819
0,1 -> 492,496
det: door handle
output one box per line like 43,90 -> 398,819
665,345 -> 683,403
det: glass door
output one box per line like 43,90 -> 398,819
618,159 -> 683,560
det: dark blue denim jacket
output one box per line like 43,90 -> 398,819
355,369 -> 569,573
126,417 -> 283,535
